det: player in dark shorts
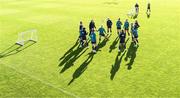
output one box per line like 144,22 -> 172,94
133,20 -> 140,46
79,21 -> 83,40
89,28 -> 97,53
130,23 -> 135,42
79,21 -> 83,32
89,20 -> 96,33
116,18 -> 123,35
106,18 -> 113,35
147,2 -> 151,18
118,30 -> 126,52
80,27 -> 89,48
124,19 -> 130,36
135,3 -> 139,15
133,29 -> 139,47
134,20 -> 140,30
147,2 -> 151,13
98,25 -> 108,42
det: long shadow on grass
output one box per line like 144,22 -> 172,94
59,39 -> 79,61
109,37 -> 119,53
110,50 -> 126,80
60,47 -> 88,73
0,41 -> 36,59
68,52 -> 94,85
68,37 -> 110,85
59,39 -> 89,73
97,39 -> 109,52
124,42 -> 139,70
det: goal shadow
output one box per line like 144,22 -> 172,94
0,41 -> 36,59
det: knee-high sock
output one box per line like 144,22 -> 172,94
136,39 -> 139,43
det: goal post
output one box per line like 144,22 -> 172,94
16,29 -> 38,46
29,29 -> 38,42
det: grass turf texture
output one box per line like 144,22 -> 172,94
0,0 -> 180,97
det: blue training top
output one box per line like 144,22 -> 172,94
81,30 -> 87,37
133,29 -> 138,36
90,32 -> 96,42
80,30 -> 83,37
124,21 -> 129,29
116,20 -> 122,28
98,27 -> 106,35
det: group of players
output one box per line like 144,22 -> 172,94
79,18 -> 140,53
78,2 -> 150,53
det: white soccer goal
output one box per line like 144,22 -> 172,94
16,29 -> 38,46
127,8 -> 136,18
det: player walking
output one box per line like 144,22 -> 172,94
98,25 -> 108,42
116,18 -> 123,35
118,30 -> 126,52
89,28 -> 97,53
124,19 -> 130,36
106,18 -> 113,35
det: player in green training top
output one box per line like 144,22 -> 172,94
124,19 -> 130,36
116,18 -> 123,35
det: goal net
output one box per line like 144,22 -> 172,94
16,29 -> 38,46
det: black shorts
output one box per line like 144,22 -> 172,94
107,26 -> 112,28
134,35 -> 138,38
91,41 -> 96,44
120,40 -> 125,43
82,36 -> 87,40
125,28 -> 129,30
100,33 -> 105,37
117,27 -> 121,29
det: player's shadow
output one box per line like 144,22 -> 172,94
68,53 -> 94,85
59,39 -> 88,73
97,38 -> 109,52
59,39 -> 79,61
110,50 -> 126,80
109,37 -> 119,53
0,41 -> 36,59
124,42 -> 139,70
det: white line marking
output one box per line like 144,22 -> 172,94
1,63 -> 80,98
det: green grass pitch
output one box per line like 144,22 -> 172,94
0,0 -> 180,97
